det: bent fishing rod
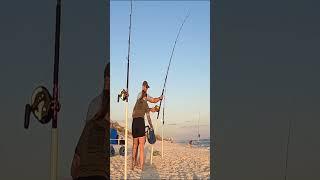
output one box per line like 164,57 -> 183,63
24,0 -> 62,180
156,11 -> 190,121
284,97 -> 294,180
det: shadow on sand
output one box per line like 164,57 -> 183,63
138,144 -> 161,179
140,163 -> 161,179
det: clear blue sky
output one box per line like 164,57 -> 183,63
111,1 -> 210,141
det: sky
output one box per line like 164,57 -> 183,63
110,1 -> 210,141
214,0 -> 320,179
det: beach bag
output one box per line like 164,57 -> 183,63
146,126 -> 156,144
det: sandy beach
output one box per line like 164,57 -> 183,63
110,137 -> 210,179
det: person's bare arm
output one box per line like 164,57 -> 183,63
146,112 -> 153,129
147,95 -> 163,103
148,107 -> 158,113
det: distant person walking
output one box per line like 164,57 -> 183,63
71,63 -> 110,180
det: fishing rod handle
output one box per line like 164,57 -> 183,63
24,104 -> 31,129
156,89 -> 165,119
156,100 -> 162,119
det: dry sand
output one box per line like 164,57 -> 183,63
110,137 -> 210,180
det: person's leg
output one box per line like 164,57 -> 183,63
138,136 -> 146,170
132,137 -> 138,170
135,141 -> 139,166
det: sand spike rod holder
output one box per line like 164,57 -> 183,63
24,0 -> 62,180
115,0 -> 133,179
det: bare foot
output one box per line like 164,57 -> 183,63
135,161 -> 140,167
139,165 -> 144,171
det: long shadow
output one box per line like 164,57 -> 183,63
140,163 -> 161,180
138,144 -> 161,179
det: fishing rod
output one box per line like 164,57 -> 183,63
156,11 -> 190,121
161,90 -> 166,158
284,115 -> 293,180
283,97 -> 295,180
158,11 -> 190,160
117,0 -> 132,103
116,0 -> 132,179
24,0 -> 62,180
198,112 -> 200,144
212,0 -> 217,179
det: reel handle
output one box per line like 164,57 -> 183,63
154,105 -> 160,112
24,104 -> 31,129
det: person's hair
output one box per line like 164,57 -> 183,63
139,90 -> 147,101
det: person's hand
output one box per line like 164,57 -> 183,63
125,91 -> 129,98
159,95 -> 163,100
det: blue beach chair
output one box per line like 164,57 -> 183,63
110,128 -> 125,156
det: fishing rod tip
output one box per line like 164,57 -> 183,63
186,9 -> 191,16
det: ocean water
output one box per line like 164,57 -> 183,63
177,139 -> 211,149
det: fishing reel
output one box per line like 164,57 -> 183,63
153,105 -> 160,112
24,86 -> 60,129
117,89 -> 128,102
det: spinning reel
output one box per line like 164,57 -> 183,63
153,105 -> 160,112
117,89 -> 128,102
24,86 -> 60,129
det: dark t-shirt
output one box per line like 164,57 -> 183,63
132,98 -> 149,118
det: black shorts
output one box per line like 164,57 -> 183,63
132,117 -> 145,138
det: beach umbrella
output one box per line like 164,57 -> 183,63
24,0 -> 62,180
